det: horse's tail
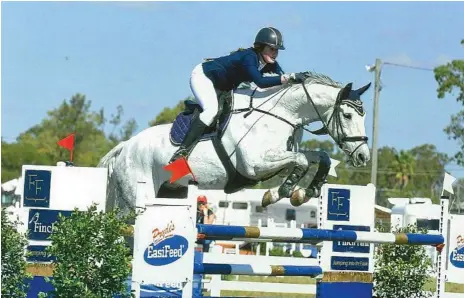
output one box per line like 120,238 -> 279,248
98,141 -> 125,177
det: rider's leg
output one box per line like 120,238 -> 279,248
190,64 -> 219,126
170,64 -> 219,162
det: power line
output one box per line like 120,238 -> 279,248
383,62 -> 435,72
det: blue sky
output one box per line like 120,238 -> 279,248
2,1 -> 464,178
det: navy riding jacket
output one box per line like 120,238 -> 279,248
201,47 -> 284,91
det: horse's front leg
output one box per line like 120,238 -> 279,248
253,149 -> 309,207
290,150 -> 332,207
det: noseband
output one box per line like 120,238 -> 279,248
301,83 -> 368,159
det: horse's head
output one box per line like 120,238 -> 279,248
288,72 -> 370,167
313,81 -> 371,167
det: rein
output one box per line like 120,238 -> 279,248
300,82 -> 368,158
231,81 -> 368,158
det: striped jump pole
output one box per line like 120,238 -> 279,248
194,263 -> 323,277
197,224 -> 445,246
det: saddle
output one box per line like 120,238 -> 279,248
169,90 -> 264,193
169,90 -> 232,145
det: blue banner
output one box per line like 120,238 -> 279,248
327,188 -> 350,221
27,209 -> 73,241
26,245 -> 56,262
331,256 -> 370,271
23,170 -> 51,208
332,225 -> 371,253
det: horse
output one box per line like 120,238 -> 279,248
97,71 -> 371,213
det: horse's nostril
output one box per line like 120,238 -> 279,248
358,153 -> 365,163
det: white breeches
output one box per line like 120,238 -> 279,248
190,63 -> 219,126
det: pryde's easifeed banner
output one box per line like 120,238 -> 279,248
132,204 -> 196,287
447,215 -> 464,284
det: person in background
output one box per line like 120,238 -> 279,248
196,195 -> 216,252
197,195 -> 215,224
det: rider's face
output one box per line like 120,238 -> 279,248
262,45 -> 278,64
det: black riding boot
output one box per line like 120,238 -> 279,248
169,116 -> 209,163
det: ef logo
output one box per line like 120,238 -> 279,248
327,188 -> 351,221
28,174 -> 44,195
23,169 -> 51,208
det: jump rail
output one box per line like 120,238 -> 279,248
130,181 -> 454,298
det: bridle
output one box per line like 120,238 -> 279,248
301,82 -> 368,159
234,80 -> 368,160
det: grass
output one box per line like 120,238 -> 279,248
203,275 -> 464,297
220,290 -> 314,297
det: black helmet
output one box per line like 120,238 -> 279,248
254,27 -> 285,50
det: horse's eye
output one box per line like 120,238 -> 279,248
343,113 -> 352,120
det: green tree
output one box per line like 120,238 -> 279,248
374,145 -> 449,206
1,140 -> 52,182
391,150 -> 415,191
434,39 -> 464,165
39,205 -> 136,298
409,144 -> 449,201
148,98 -> 188,127
373,224 -> 433,298
1,93 -> 137,182
1,209 -> 32,297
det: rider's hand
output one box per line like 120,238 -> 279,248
281,73 -> 306,84
281,74 -> 291,84
289,72 -> 306,83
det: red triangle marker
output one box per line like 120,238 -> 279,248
163,157 -> 195,183
57,133 -> 75,161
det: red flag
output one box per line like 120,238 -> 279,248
163,157 -> 195,183
57,133 -> 75,161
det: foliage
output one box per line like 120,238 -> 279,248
262,245 -> 305,257
373,223 -> 433,298
1,93 -> 137,183
1,208 -> 32,297
434,39 -> 464,166
291,250 -> 304,258
38,204 -> 137,298
148,98 -> 189,127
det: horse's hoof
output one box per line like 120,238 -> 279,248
262,190 -> 272,207
290,189 -> 306,207
262,189 -> 278,207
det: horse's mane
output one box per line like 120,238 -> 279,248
234,70 -> 365,117
237,70 -> 343,91
300,71 -> 343,88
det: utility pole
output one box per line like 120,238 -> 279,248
370,58 -> 382,186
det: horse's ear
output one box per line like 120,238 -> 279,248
340,83 -> 353,100
356,82 -> 371,96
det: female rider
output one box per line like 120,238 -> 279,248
170,27 -> 304,163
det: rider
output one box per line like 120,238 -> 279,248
170,27 -> 306,163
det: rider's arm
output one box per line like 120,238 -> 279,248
203,208 -> 216,224
274,61 -> 285,75
242,53 -> 285,88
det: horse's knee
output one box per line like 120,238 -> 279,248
295,153 -> 309,169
